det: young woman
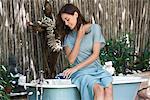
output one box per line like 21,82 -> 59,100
57,3 -> 113,100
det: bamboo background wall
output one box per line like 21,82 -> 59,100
0,0 -> 149,75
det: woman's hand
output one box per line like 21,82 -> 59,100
63,66 -> 78,79
77,24 -> 85,40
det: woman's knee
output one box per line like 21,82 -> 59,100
105,84 -> 113,94
93,83 -> 104,94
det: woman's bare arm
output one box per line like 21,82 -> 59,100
75,42 -> 101,70
65,24 -> 85,64
63,42 -> 101,78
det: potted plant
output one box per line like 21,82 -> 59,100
100,33 -> 135,75
0,65 -> 14,100
99,33 -> 150,75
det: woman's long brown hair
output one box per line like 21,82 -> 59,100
56,3 -> 89,39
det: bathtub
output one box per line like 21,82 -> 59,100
25,76 -> 147,100
26,79 -> 80,100
112,76 -> 147,100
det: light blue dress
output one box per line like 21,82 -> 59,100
64,24 -> 113,100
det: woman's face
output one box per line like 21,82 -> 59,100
61,12 -> 78,30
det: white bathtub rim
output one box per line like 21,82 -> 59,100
112,76 -> 148,84
21,76 -> 148,88
20,79 -> 77,88
22,83 -> 77,88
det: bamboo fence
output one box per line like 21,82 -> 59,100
0,0 -> 149,76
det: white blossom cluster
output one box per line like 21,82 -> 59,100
41,14 -> 62,52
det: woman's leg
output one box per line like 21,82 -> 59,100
104,84 -> 113,100
93,83 -> 104,100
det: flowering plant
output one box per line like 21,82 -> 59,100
100,33 -> 135,75
0,65 -> 14,100
100,33 -> 150,75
